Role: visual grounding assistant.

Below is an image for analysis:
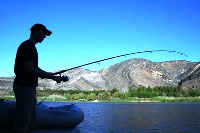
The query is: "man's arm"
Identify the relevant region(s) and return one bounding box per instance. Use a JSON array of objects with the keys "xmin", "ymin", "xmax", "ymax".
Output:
[{"xmin": 24, "ymin": 61, "xmax": 61, "ymax": 82}]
